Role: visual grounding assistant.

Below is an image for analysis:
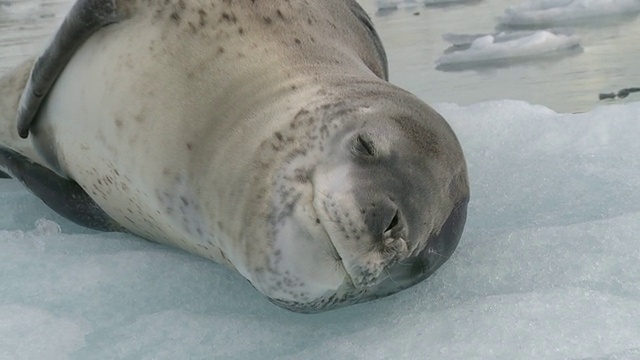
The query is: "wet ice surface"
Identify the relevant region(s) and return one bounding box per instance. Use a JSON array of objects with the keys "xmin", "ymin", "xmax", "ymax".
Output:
[
  {"xmin": 2, "ymin": 0, "xmax": 640, "ymax": 359},
  {"xmin": 3, "ymin": 102, "xmax": 640, "ymax": 359}
]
